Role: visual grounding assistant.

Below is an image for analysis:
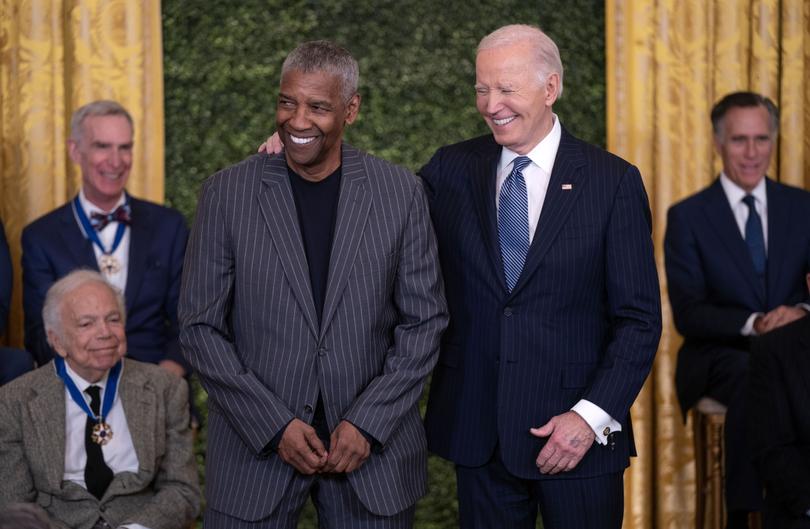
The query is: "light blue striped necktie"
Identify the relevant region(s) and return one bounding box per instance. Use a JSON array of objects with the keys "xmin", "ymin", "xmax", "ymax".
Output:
[{"xmin": 498, "ymin": 156, "xmax": 532, "ymax": 292}]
